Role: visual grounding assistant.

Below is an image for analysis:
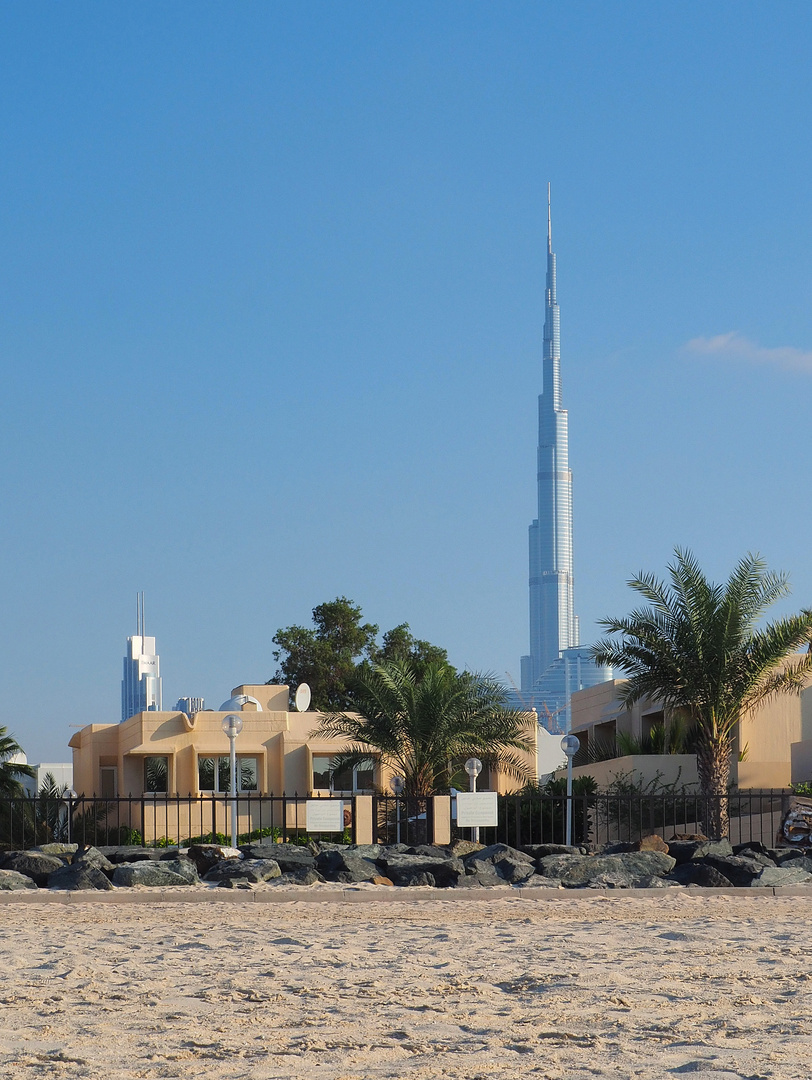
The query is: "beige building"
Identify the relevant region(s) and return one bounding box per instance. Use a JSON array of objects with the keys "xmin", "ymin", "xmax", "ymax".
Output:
[
  {"xmin": 562, "ymin": 662, "xmax": 812, "ymax": 790},
  {"xmin": 69, "ymin": 683, "xmax": 538, "ymax": 841}
]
